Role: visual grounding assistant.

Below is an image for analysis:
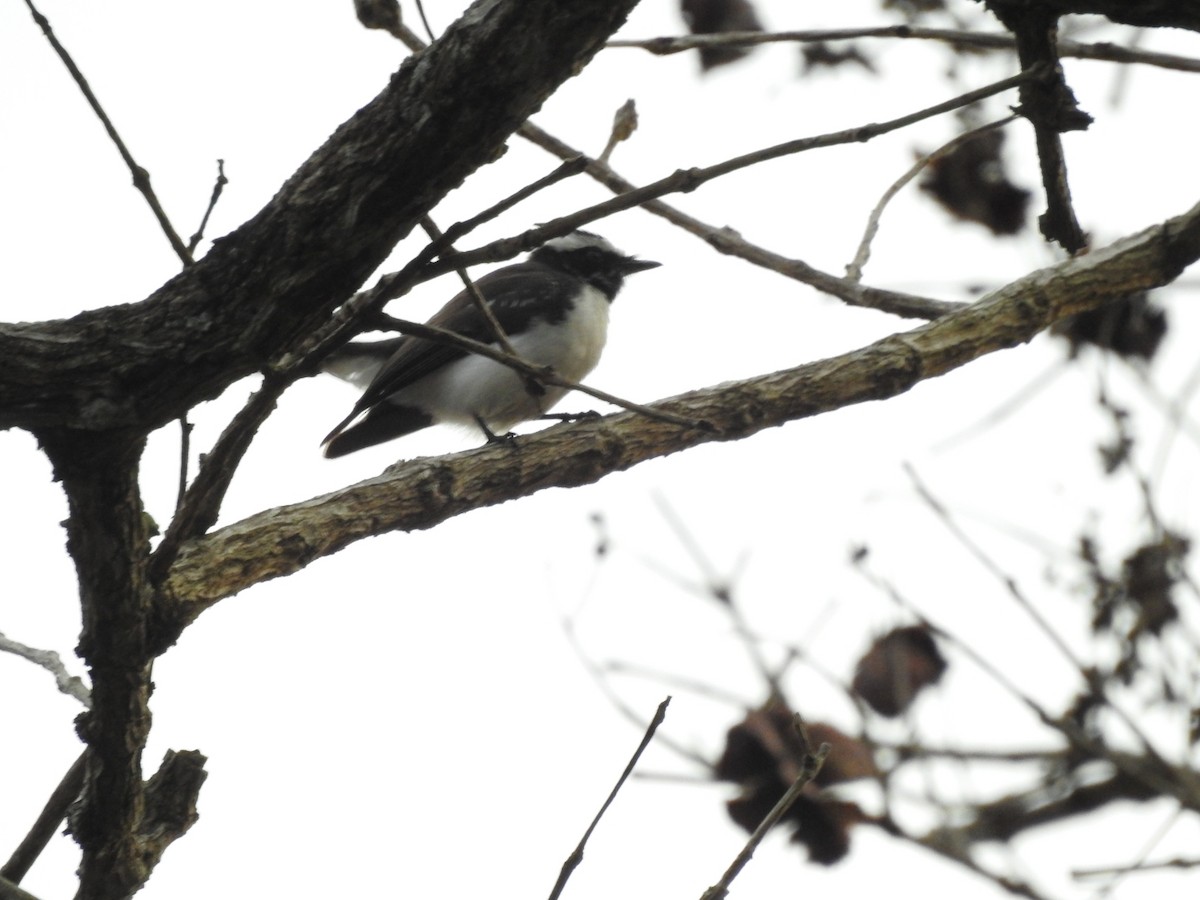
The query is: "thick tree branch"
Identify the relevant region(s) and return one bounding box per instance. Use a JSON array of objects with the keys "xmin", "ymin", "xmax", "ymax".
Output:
[
  {"xmin": 0, "ymin": 0, "xmax": 640, "ymax": 435},
  {"xmin": 38, "ymin": 431, "xmax": 154, "ymax": 900},
  {"xmin": 156, "ymin": 199, "xmax": 1200, "ymax": 630}
]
